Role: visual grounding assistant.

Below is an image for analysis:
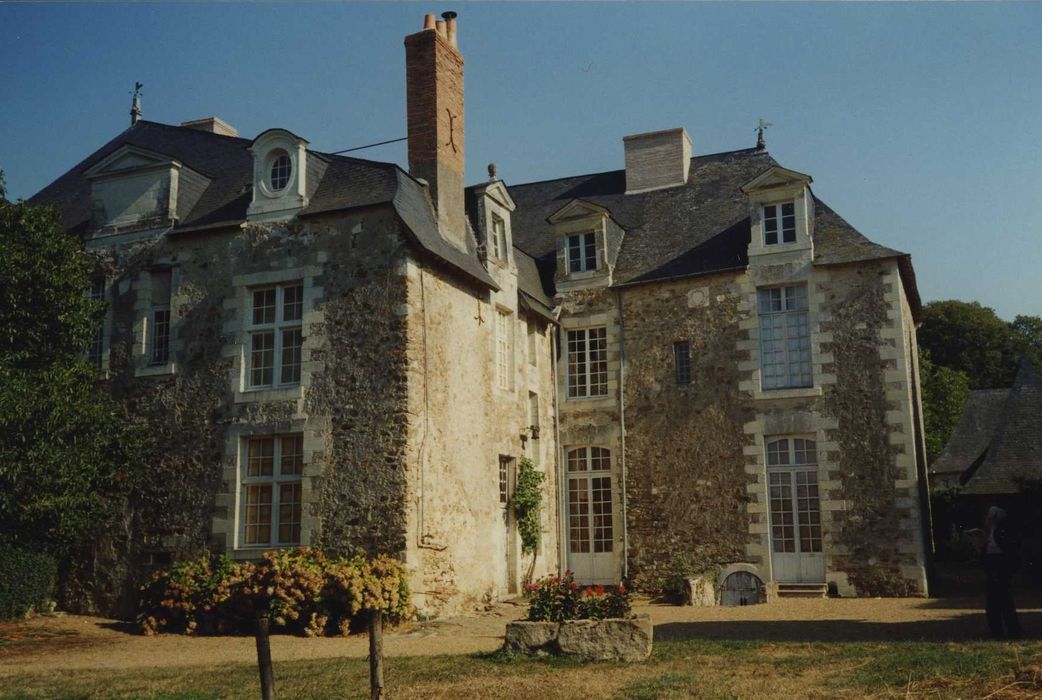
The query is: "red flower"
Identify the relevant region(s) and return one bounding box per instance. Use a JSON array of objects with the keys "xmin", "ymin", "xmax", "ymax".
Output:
[
  {"xmin": 618, "ymin": 583, "xmax": 627, "ymax": 594},
  {"xmin": 569, "ymin": 582, "xmax": 579, "ymax": 590},
  {"xmin": 594, "ymin": 585, "xmax": 605, "ymax": 596}
]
